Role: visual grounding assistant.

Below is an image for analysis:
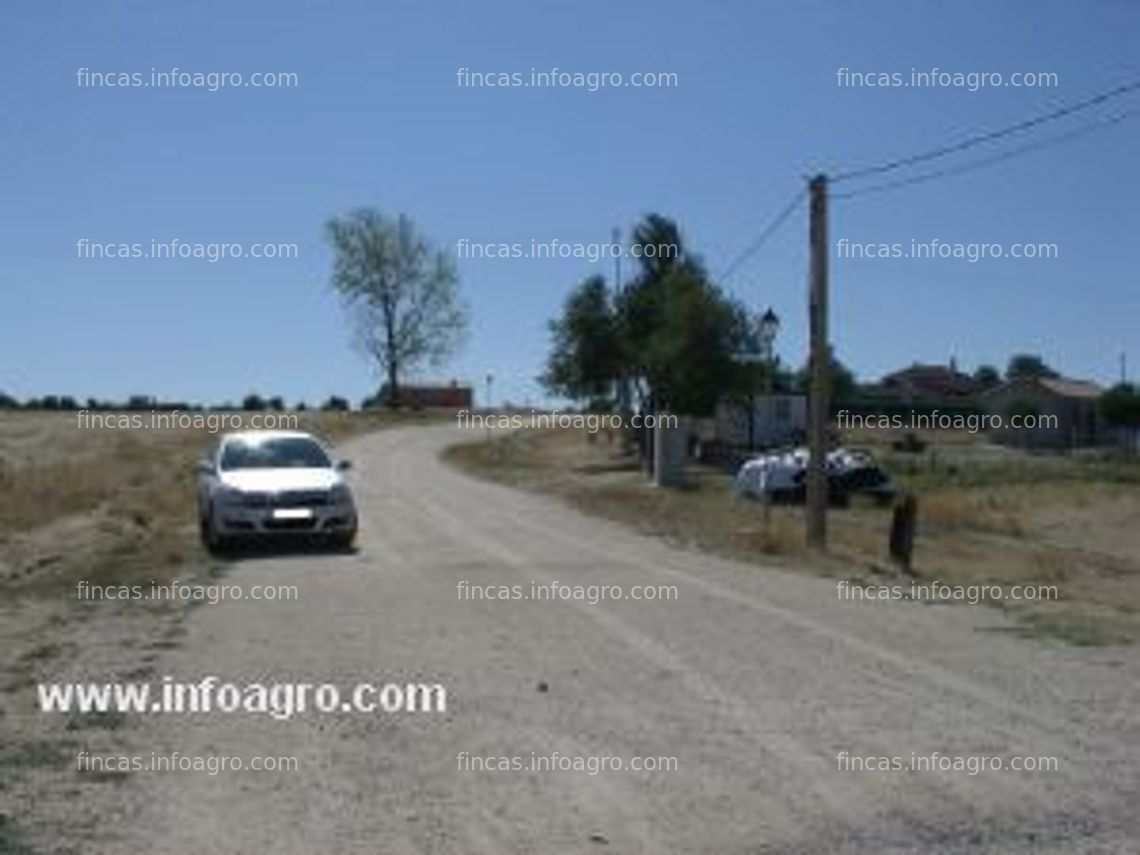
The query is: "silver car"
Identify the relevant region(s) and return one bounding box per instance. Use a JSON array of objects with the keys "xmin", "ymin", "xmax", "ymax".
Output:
[{"xmin": 196, "ymin": 430, "xmax": 357, "ymax": 552}]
